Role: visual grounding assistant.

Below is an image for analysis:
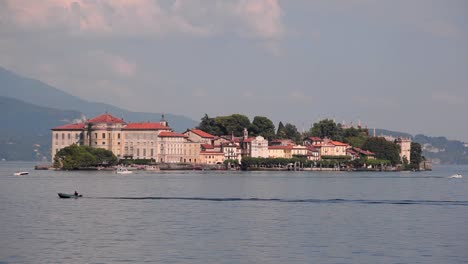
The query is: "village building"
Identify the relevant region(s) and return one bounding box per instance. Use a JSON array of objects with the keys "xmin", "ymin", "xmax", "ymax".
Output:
[
  {"xmin": 307, "ymin": 146, "xmax": 320, "ymax": 161},
  {"xmin": 241, "ymin": 136, "xmax": 269, "ymax": 158},
  {"xmin": 314, "ymin": 139, "xmax": 350, "ymax": 157},
  {"xmin": 268, "ymin": 145, "xmax": 293, "ymax": 159},
  {"xmin": 121, "ymin": 121, "xmax": 171, "ymax": 160},
  {"xmin": 347, "ymin": 147, "xmax": 376, "ymax": 160},
  {"xmin": 184, "ymin": 129, "xmax": 215, "ymax": 145},
  {"xmin": 157, "ymin": 131, "xmax": 188, "ymax": 163},
  {"xmin": 304, "ymin": 137, "xmax": 323, "ymax": 146},
  {"xmin": 291, "ymin": 145, "xmax": 308, "ymax": 157}
]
